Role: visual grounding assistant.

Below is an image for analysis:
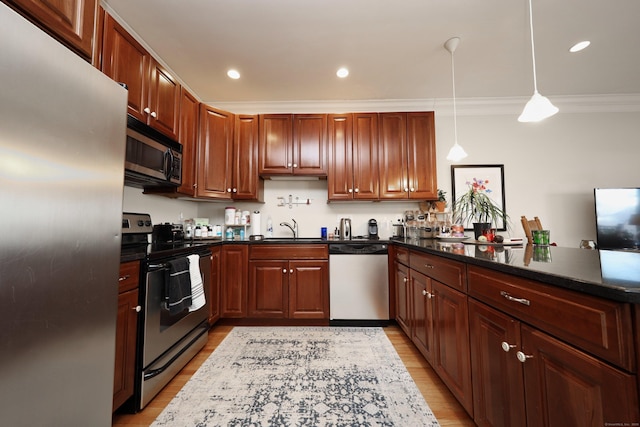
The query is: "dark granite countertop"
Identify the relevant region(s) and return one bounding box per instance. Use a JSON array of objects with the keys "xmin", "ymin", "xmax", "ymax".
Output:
[{"xmin": 391, "ymin": 237, "xmax": 640, "ymax": 304}]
